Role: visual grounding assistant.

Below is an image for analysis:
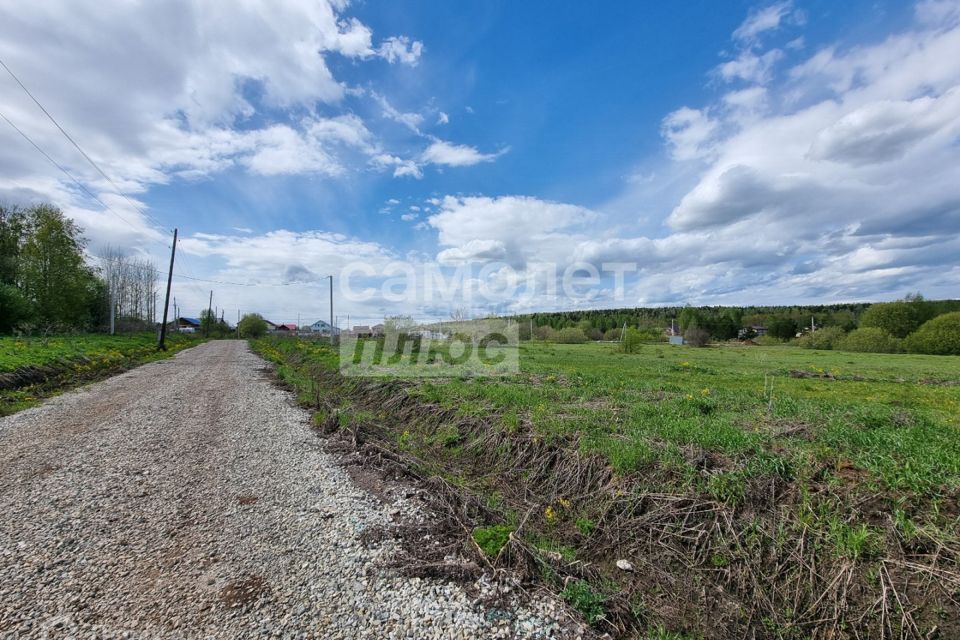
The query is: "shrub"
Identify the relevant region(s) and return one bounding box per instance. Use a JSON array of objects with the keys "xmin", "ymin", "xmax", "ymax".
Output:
[
  {"xmin": 554, "ymin": 327, "xmax": 588, "ymax": 344},
  {"xmin": 838, "ymin": 327, "xmax": 902, "ymax": 353},
  {"xmin": 860, "ymin": 298, "xmax": 933, "ymax": 338},
  {"xmin": 238, "ymin": 313, "xmax": 269, "ymax": 338},
  {"xmin": 684, "ymin": 327, "xmax": 710, "ymax": 347},
  {"xmin": 0, "ymin": 283, "xmax": 33, "ymax": 333},
  {"xmin": 795, "ymin": 326, "xmax": 846, "ymax": 350},
  {"xmin": 621, "ymin": 327, "xmax": 643, "ymax": 353},
  {"xmin": 905, "ymin": 312, "xmax": 960, "ymax": 355},
  {"xmin": 472, "ymin": 524, "xmax": 514, "ymax": 558},
  {"xmin": 603, "ymin": 327, "xmax": 621, "ymax": 341}
]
